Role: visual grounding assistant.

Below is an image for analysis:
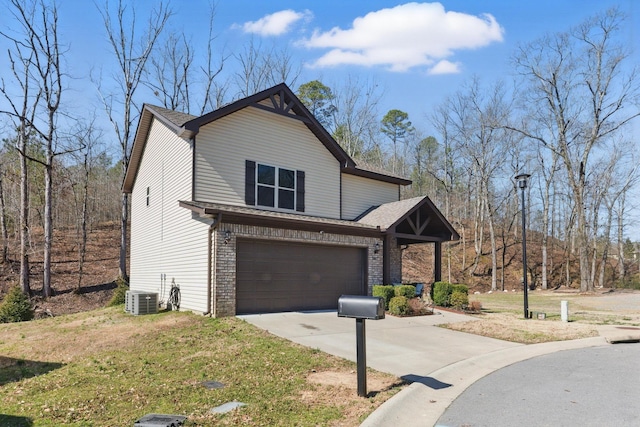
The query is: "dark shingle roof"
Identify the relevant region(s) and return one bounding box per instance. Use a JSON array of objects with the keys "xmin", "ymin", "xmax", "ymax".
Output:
[
  {"xmin": 146, "ymin": 104, "xmax": 196, "ymax": 128},
  {"xmin": 357, "ymin": 196, "xmax": 424, "ymax": 230}
]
